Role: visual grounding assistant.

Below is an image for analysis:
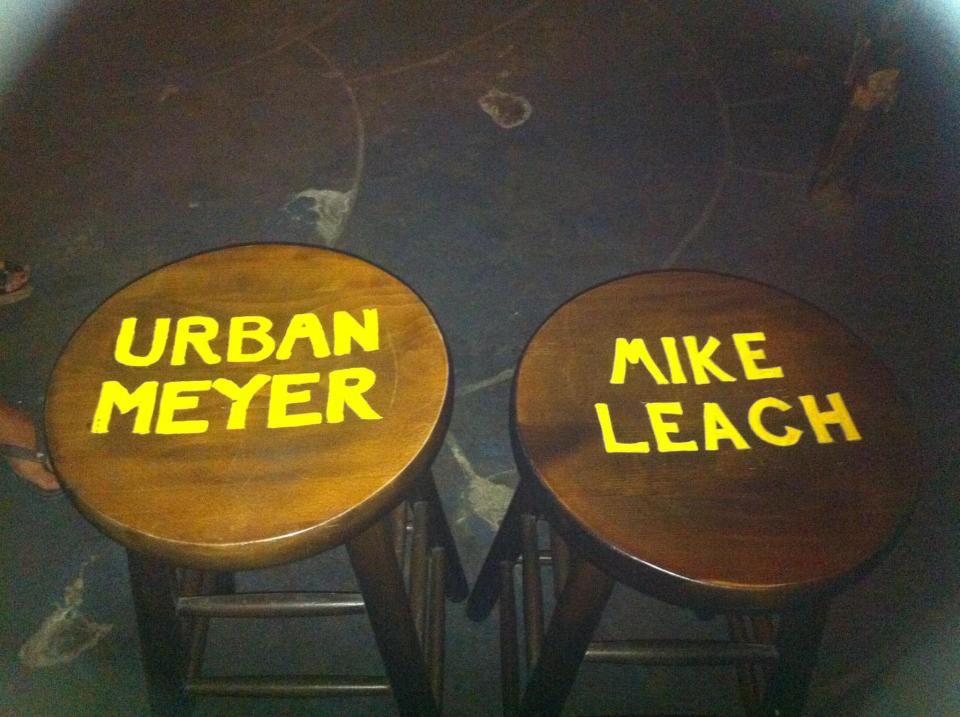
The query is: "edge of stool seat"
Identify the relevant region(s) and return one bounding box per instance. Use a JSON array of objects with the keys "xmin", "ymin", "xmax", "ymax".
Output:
[
  {"xmin": 502, "ymin": 269, "xmax": 924, "ymax": 613},
  {"xmin": 43, "ymin": 242, "xmax": 462, "ymax": 571},
  {"xmin": 67, "ymin": 402, "xmax": 451, "ymax": 571},
  {"xmin": 514, "ymin": 449, "xmax": 918, "ymax": 613}
]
